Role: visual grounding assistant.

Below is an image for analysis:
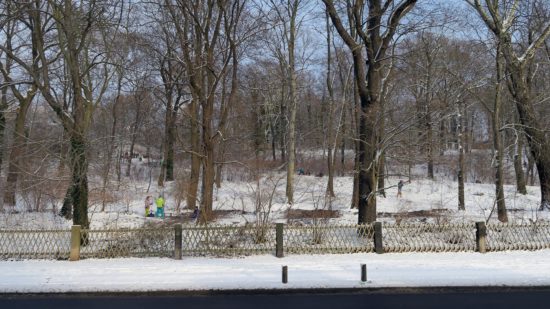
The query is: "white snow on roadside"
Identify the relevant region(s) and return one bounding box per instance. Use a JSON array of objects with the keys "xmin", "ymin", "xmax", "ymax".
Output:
[{"xmin": 1, "ymin": 250, "xmax": 550, "ymax": 293}]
